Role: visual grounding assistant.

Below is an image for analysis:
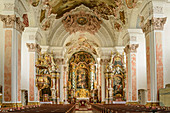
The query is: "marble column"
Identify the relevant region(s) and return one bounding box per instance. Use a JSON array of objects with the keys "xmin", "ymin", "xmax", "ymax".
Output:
[
  {"xmin": 124, "ymin": 44, "xmax": 139, "ymax": 104},
  {"xmin": 141, "ymin": 17, "xmax": 166, "ymax": 106},
  {"xmin": 51, "ymin": 72, "xmax": 57, "ymax": 104},
  {"xmin": 0, "ymin": 15, "xmax": 24, "ymax": 108},
  {"xmin": 26, "ymin": 43, "xmax": 41, "ymax": 106}
]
